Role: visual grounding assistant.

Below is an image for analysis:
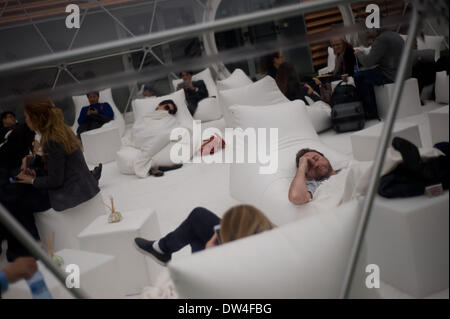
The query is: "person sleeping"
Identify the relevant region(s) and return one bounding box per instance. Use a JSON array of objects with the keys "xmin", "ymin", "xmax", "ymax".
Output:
[{"xmin": 126, "ymin": 100, "xmax": 183, "ymax": 178}]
